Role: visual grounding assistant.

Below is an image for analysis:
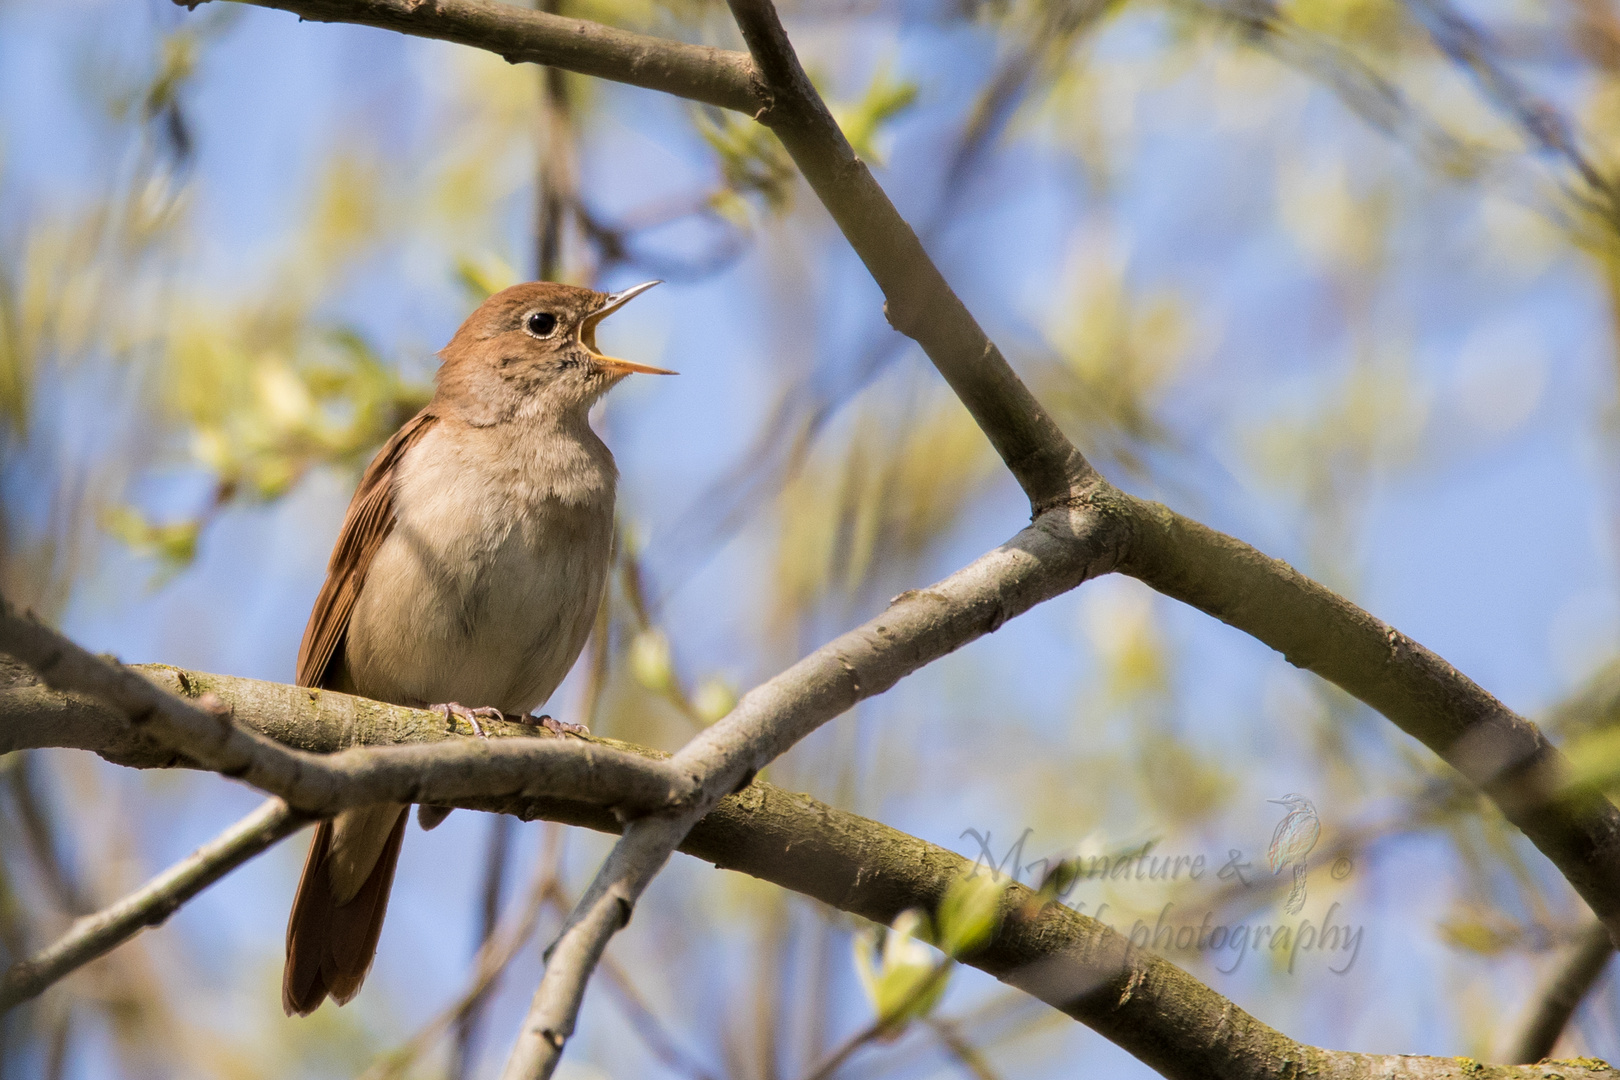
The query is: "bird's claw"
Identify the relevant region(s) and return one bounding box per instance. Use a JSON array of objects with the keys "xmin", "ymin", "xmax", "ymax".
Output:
[
  {"xmin": 528, "ymin": 713, "xmax": 589, "ymax": 737},
  {"xmin": 433, "ymin": 702, "xmax": 505, "ymax": 739}
]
